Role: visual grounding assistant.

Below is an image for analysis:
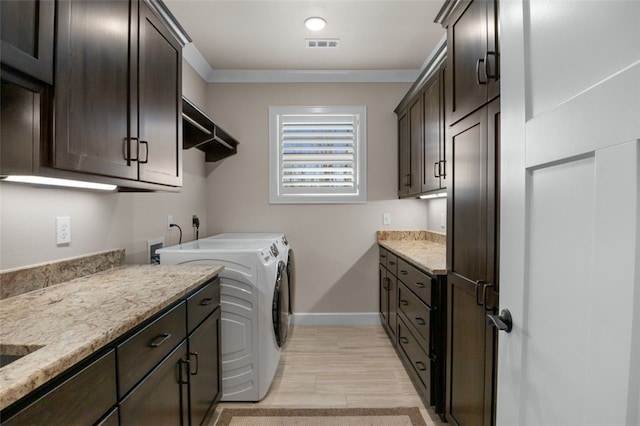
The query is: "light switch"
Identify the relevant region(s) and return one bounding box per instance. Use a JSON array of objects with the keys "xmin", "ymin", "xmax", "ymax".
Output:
[
  {"xmin": 383, "ymin": 213, "xmax": 391, "ymax": 225},
  {"xmin": 56, "ymin": 216, "xmax": 71, "ymax": 245}
]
